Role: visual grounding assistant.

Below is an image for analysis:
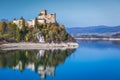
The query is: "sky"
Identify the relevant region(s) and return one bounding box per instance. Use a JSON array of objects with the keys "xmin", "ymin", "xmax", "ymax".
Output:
[{"xmin": 0, "ymin": 0, "xmax": 120, "ymax": 27}]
